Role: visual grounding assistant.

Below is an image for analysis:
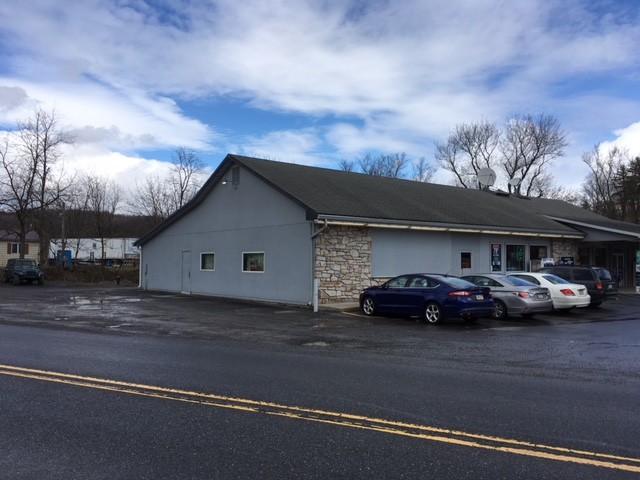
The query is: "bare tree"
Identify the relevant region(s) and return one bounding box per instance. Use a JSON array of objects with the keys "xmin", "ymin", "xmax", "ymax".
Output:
[
  {"xmin": 169, "ymin": 147, "xmax": 205, "ymax": 211},
  {"xmin": 131, "ymin": 147, "xmax": 204, "ymax": 222},
  {"xmin": 131, "ymin": 175, "xmax": 175, "ymax": 222},
  {"xmin": 339, "ymin": 159, "xmax": 356, "ymax": 172},
  {"xmin": 613, "ymin": 156, "xmax": 640, "ymax": 223},
  {"xmin": 501, "ymin": 114, "xmax": 568, "ymax": 196},
  {"xmin": 360, "ymin": 153, "xmax": 408, "ymax": 177},
  {"xmin": 435, "ymin": 115, "xmax": 567, "ymax": 195},
  {"xmin": 434, "ymin": 120, "xmax": 501, "ymax": 188},
  {"xmin": 411, "ymin": 157, "xmax": 437, "ymax": 183},
  {"xmin": 339, "ymin": 153, "xmax": 410, "ymax": 178},
  {"xmin": 580, "ymin": 144, "xmax": 628, "ymax": 218},
  {"xmin": 83, "ymin": 174, "xmax": 121, "ymax": 262},
  {"xmin": 0, "ymin": 134, "xmax": 35, "ymax": 258},
  {"xmin": 0, "ymin": 108, "xmax": 73, "ymax": 263}
]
